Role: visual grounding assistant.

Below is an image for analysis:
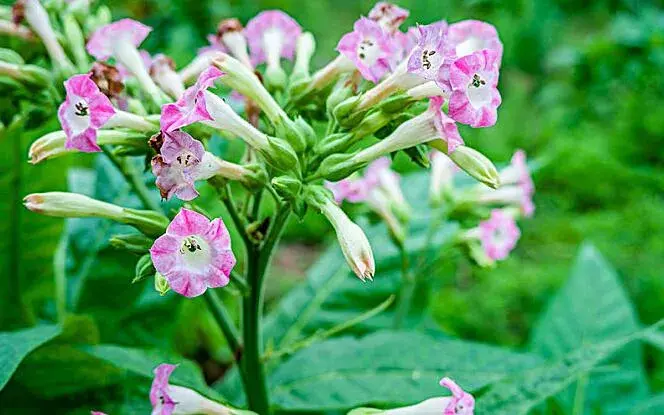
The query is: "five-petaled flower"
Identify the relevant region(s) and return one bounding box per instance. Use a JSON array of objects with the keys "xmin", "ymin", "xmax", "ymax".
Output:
[
  {"xmin": 244, "ymin": 10, "xmax": 302, "ymax": 66},
  {"xmin": 150, "ymin": 208, "xmax": 236, "ymax": 297},
  {"xmin": 407, "ymin": 22, "xmax": 449, "ymax": 83},
  {"xmin": 448, "ymin": 49, "xmax": 502, "ymax": 128},
  {"xmin": 479, "ymin": 209, "xmax": 521, "ymax": 261},
  {"xmin": 446, "ymin": 19, "xmax": 503, "ymax": 64},
  {"xmin": 57, "ymin": 74, "xmax": 116, "ymax": 152},
  {"xmin": 337, "ymin": 17, "xmax": 396, "ymax": 83},
  {"xmin": 151, "ymin": 131, "xmax": 205, "ymax": 201}
]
